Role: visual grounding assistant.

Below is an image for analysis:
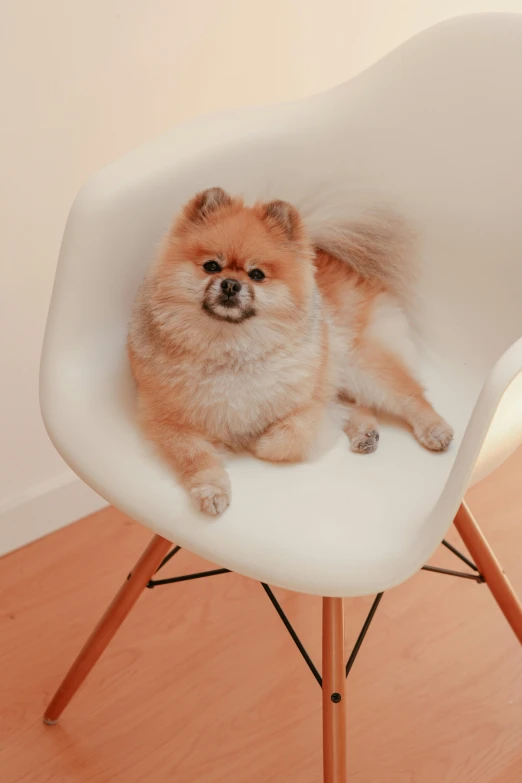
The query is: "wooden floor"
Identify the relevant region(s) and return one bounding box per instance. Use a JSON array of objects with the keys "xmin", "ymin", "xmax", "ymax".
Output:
[{"xmin": 1, "ymin": 456, "xmax": 522, "ymax": 783}]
